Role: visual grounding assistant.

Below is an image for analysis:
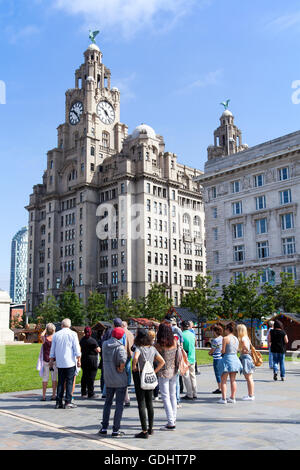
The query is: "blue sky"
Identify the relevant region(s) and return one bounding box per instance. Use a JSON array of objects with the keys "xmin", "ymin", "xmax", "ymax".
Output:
[{"xmin": 1, "ymin": 0, "xmax": 300, "ymax": 291}]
